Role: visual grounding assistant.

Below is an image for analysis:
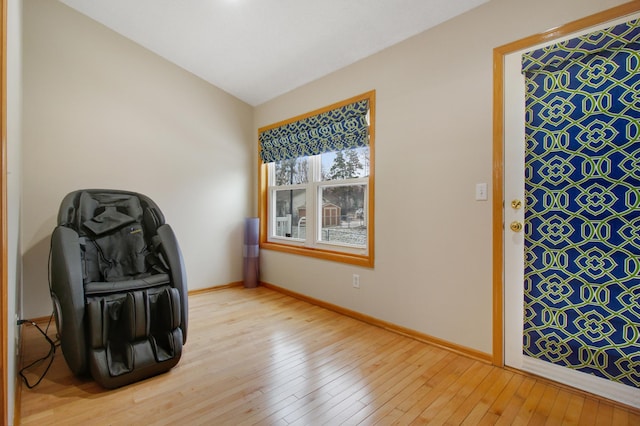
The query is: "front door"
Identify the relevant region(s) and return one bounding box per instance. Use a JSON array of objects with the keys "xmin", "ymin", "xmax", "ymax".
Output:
[{"xmin": 503, "ymin": 15, "xmax": 640, "ymax": 408}]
